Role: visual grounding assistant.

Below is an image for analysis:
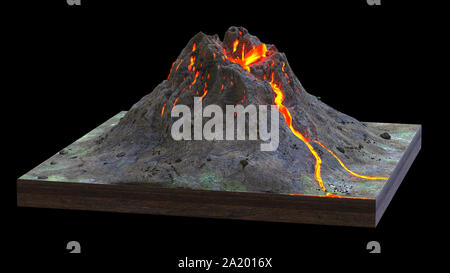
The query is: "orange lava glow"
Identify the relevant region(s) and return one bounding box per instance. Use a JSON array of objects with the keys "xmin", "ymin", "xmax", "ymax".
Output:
[
  {"xmin": 200, "ymin": 89, "xmax": 208, "ymax": 99},
  {"xmin": 191, "ymin": 70, "xmax": 199, "ymax": 86},
  {"xmin": 221, "ymin": 40, "xmax": 388, "ymax": 196},
  {"xmin": 188, "ymin": 56, "xmax": 195, "ymax": 71},
  {"xmin": 167, "ymin": 61, "xmax": 176, "ymax": 80},
  {"xmin": 290, "ymin": 193, "xmax": 374, "ymax": 200},
  {"xmin": 282, "ymin": 62, "xmax": 290, "ymax": 80},
  {"xmin": 161, "ymin": 38, "xmax": 388, "ymax": 198},
  {"xmin": 175, "ymin": 58, "xmax": 183, "ymax": 72},
  {"xmin": 172, "ymin": 97, "xmax": 179, "ymax": 109},
  {"xmin": 268, "ymin": 72, "xmax": 326, "ymax": 192},
  {"xmin": 268, "ymin": 71, "xmax": 388, "ymax": 195},
  {"xmin": 161, "ymin": 104, "xmax": 166, "ymax": 117},
  {"xmin": 225, "ymin": 43, "xmax": 268, "ymax": 72},
  {"xmin": 232, "ymin": 39, "xmax": 239, "ymax": 53},
  {"xmin": 314, "ymin": 140, "xmax": 388, "ymax": 180},
  {"xmin": 200, "ymin": 81, "xmax": 208, "ymax": 99}
]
